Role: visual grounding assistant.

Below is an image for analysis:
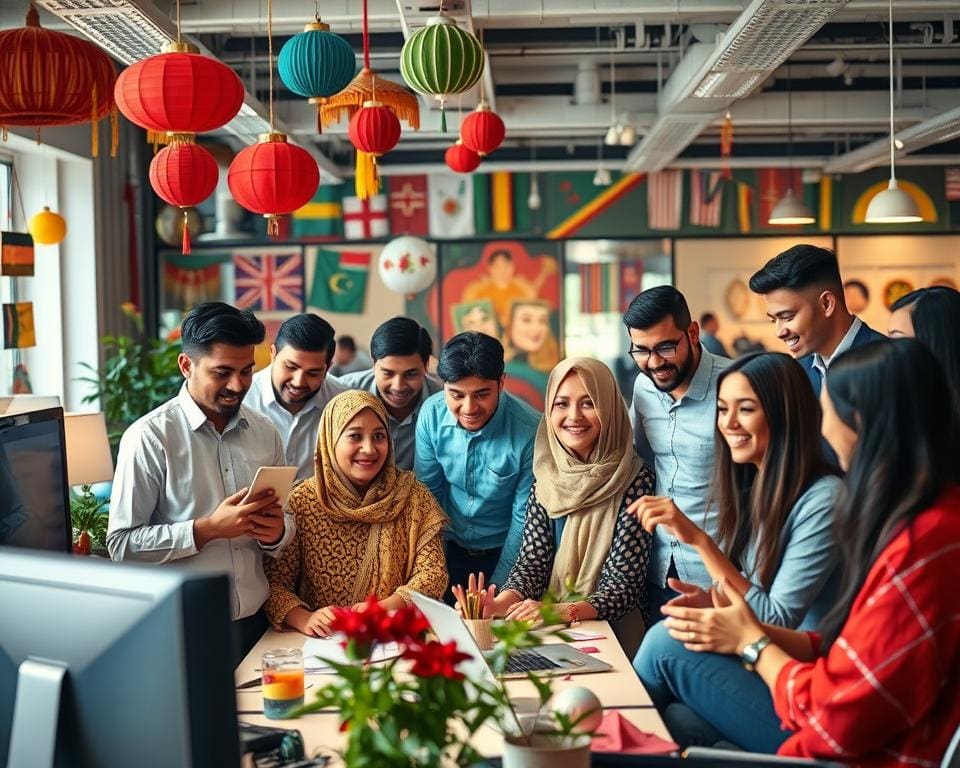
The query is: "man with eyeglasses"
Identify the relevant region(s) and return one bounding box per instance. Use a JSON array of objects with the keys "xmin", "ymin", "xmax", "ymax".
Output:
[{"xmin": 622, "ymin": 285, "xmax": 731, "ymax": 616}]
